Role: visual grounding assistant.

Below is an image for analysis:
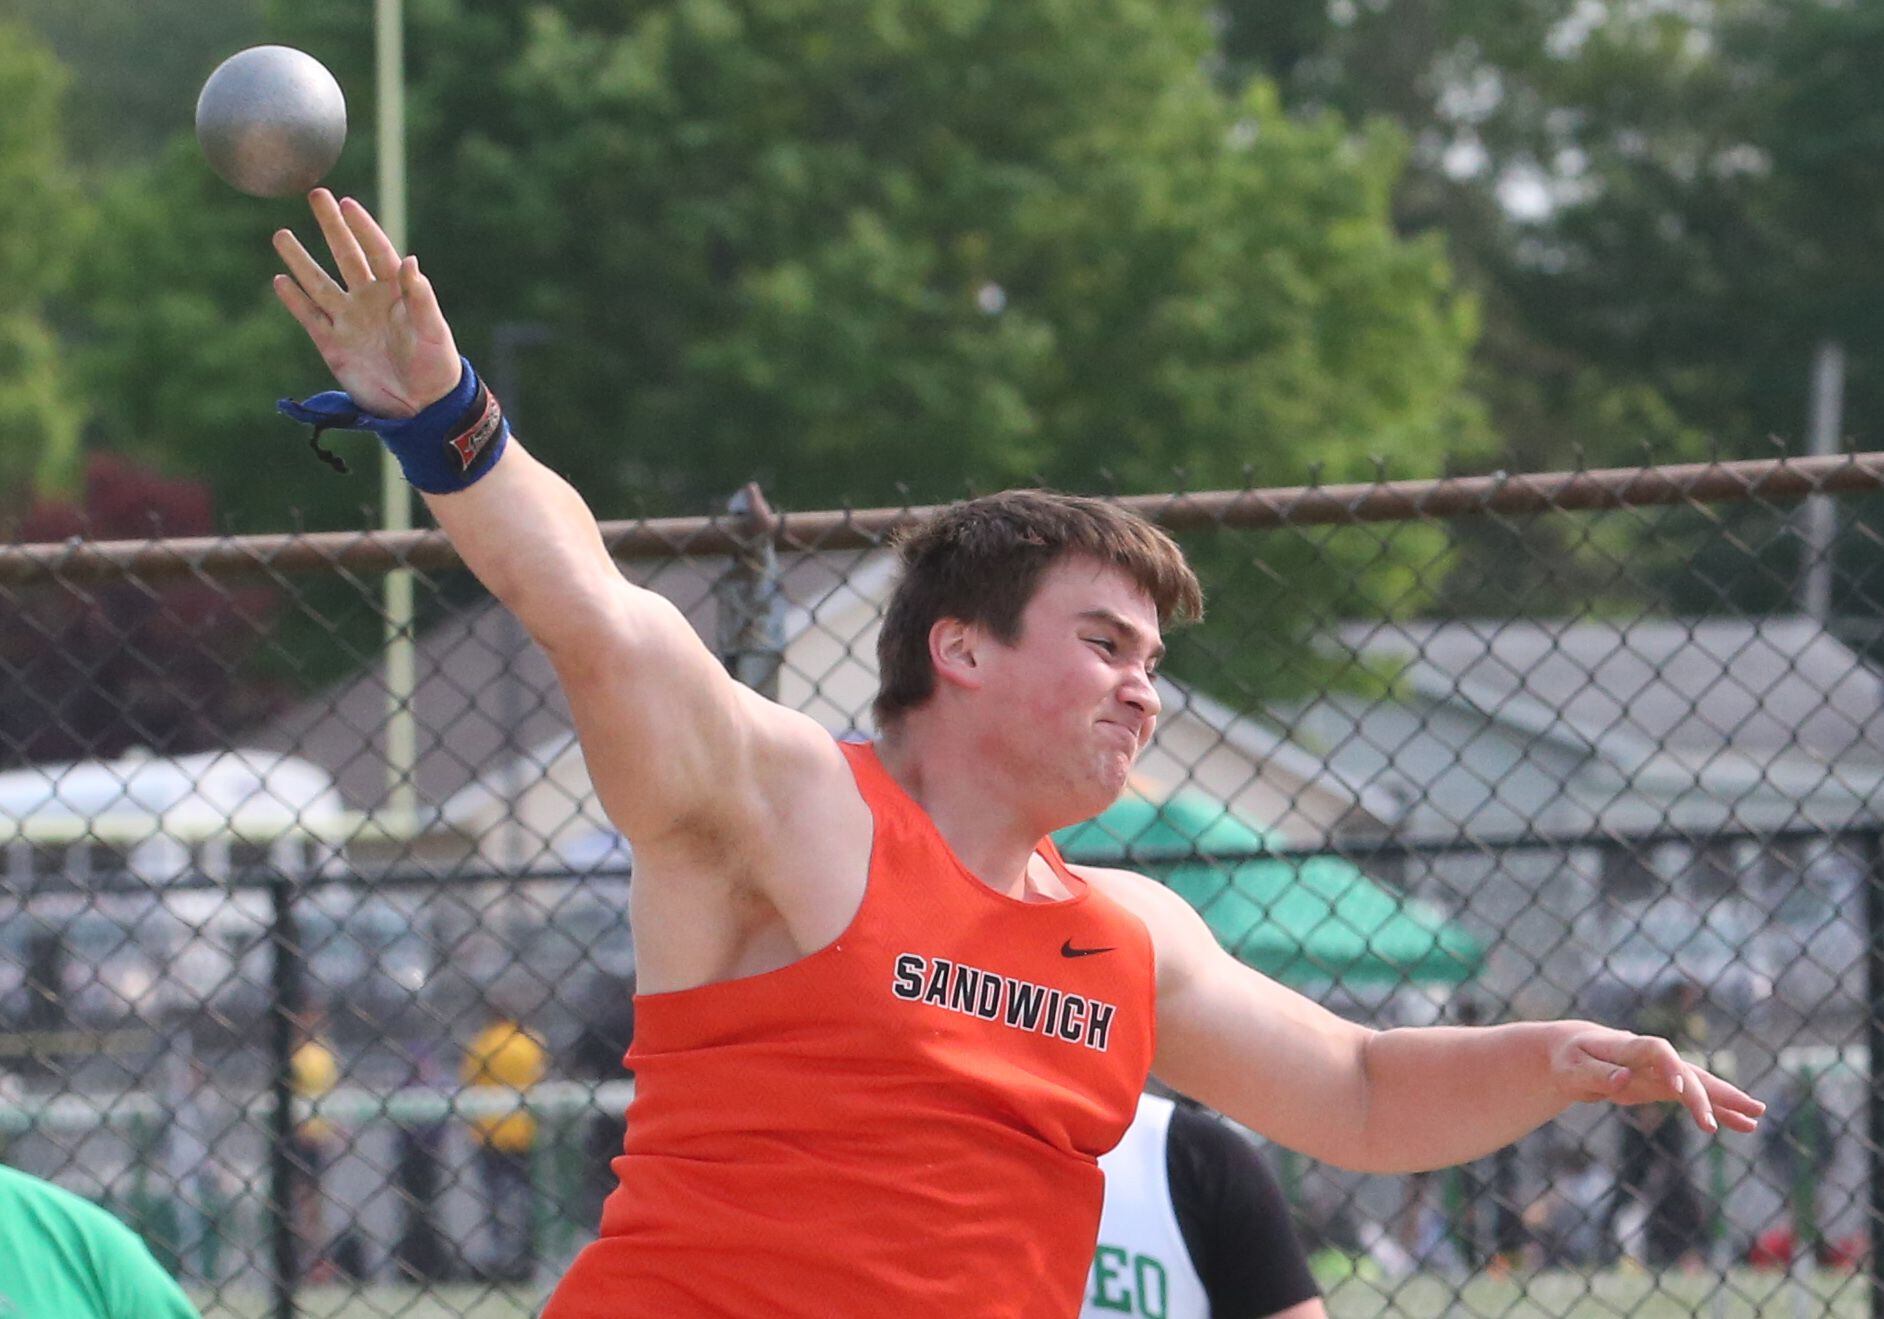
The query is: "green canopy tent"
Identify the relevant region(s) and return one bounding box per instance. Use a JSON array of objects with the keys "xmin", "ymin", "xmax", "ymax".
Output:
[{"xmin": 1054, "ymin": 792, "xmax": 1482, "ymax": 988}]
